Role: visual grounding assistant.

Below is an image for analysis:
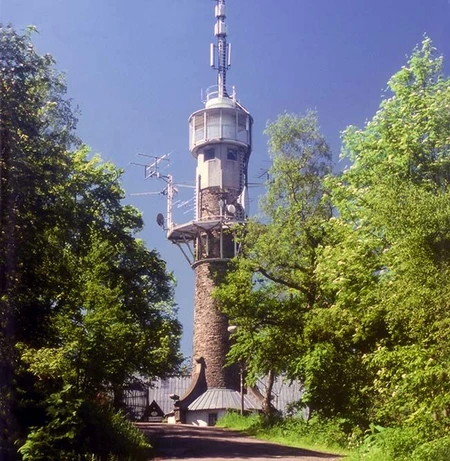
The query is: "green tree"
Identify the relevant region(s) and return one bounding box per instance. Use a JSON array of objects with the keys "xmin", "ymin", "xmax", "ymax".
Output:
[
  {"xmin": 1, "ymin": 24, "xmax": 79, "ymax": 458},
  {"xmin": 322, "ymin": 37, "xmax": 450, "ymax": 441},
  {"xmin": 215, "ymin": 111, "xmax": 332, "ymax": 413},
  {"xmin": 1, "ymin": 26, "xmax": 181, "ymax": 460}
]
